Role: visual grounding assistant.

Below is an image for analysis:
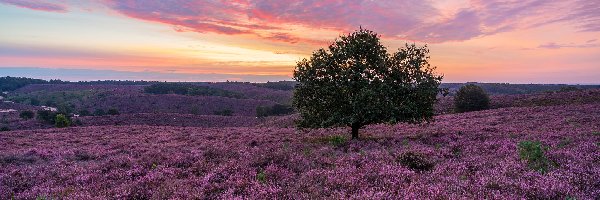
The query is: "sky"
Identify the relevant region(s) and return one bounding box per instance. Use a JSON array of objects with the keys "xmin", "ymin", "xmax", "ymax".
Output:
[{"xmin": 0, "ymin": 0, "xmax": 599, "ymax": 83}]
